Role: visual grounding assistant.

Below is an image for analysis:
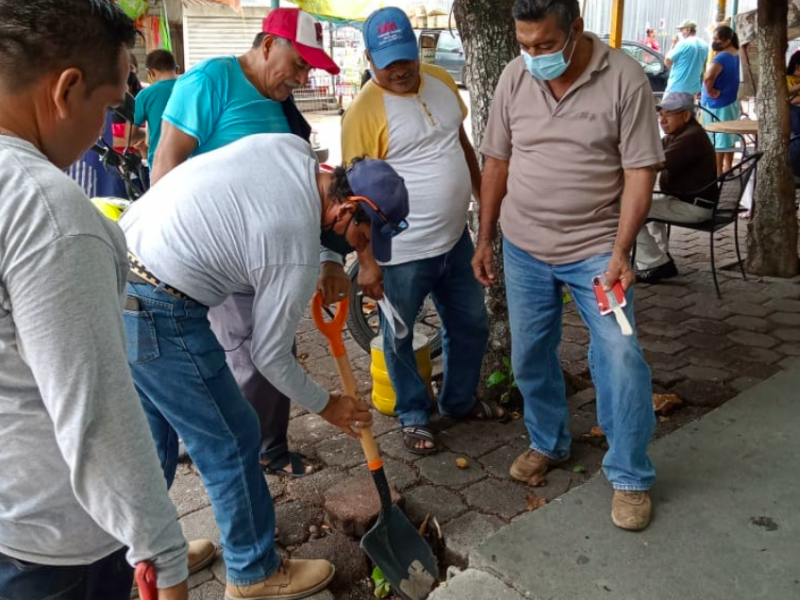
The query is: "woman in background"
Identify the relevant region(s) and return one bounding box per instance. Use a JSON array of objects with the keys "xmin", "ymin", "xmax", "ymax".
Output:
[{"xmin": 702, "ymin": 25, "xmax": 741, "ymax": 174}]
